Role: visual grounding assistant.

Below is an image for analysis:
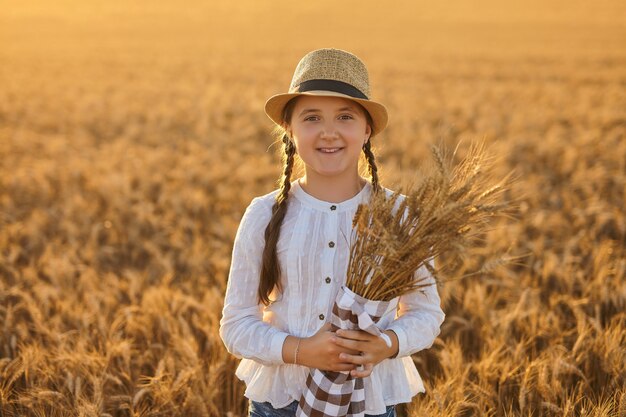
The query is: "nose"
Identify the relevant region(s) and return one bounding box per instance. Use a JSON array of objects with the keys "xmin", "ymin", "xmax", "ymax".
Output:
[{"xmin": 320, "ymin": 120, "xmax": 339, "ymax": 139}]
